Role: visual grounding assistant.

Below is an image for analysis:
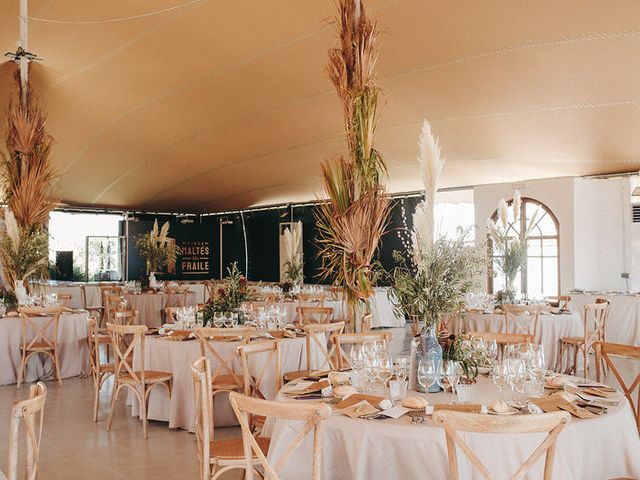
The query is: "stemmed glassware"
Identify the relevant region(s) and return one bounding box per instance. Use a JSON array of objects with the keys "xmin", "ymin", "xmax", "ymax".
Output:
[
  {"xmin": 393, "ymin": 355, "xmax": 410, "ymax": 382},
  {"xmin": 492, "ymin": 361, "xmax": 510, "ymax": 400},
  {"xmin": 445, "ymin": 361, "xmax": 461, "ymax": 397},
  {"xmin": 213, "ymin": 312, "xmax": 224, "ymax": 328},
  {"xmin": 417, "ymin": 357, "xmax": 438, "ymax": 393}
]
